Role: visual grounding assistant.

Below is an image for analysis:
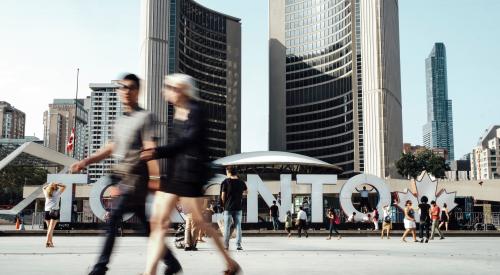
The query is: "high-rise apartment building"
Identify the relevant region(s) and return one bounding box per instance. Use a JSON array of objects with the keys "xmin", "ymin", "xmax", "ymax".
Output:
[
  {"xmin": 269, "ymin": 0, "xmax": 403, "ymax": 178},
  {"xmin": 87, "ymin": 82, "xmax": 123, "ymax": 183},
  {"xmin": 423, "ymin": 42, "xmax": 454, "ymax": 161},
  {"xmin": 43, "ymin": 99, "xmax": 88, "ymax": 160},
  {"xmin": 0, "ymin": 101, "xmax": 25, "ymax": 139},
  {"xmin": 470, "ymin": 126, "xmax": 500, "ymax": 180},
  {"xmin": 140, "ymin": 0, "xmax": 241, "ymax": 162}
]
